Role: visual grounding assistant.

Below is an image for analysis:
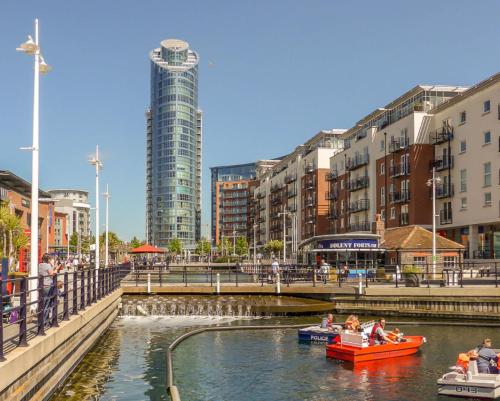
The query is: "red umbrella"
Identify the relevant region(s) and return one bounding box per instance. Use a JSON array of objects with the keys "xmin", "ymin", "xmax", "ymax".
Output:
[{"xmin": 130, "ymin": 244, "xmax": 166, "ymax": 254}]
